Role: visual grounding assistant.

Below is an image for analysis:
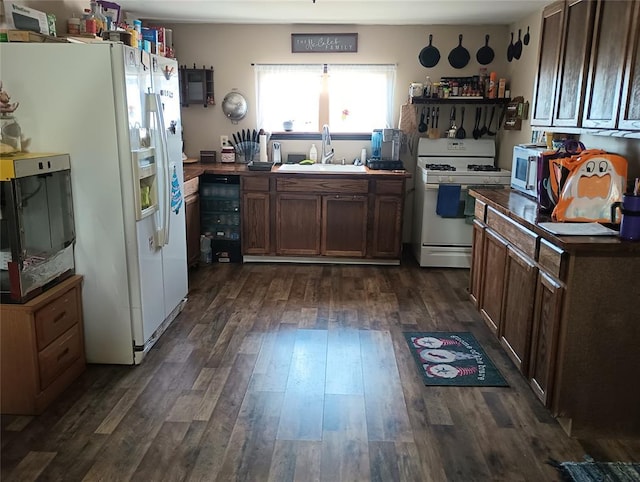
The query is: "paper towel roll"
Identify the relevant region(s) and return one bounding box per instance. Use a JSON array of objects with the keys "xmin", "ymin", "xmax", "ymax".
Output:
[{"xmin": 259, "ymin": 135, "xmax": 268, "ymax": 162}]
